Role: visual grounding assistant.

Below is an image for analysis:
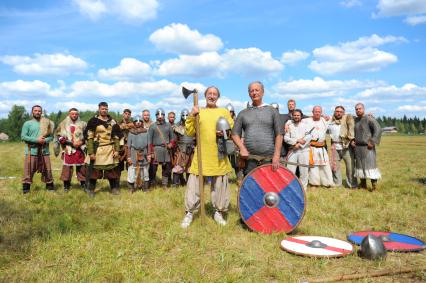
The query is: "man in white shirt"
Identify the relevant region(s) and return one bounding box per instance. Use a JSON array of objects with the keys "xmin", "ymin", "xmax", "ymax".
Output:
[
  {"xmin": 284, "ymin": 109, "xmax": 312, "ymax": 190},
  {"xmin": 305, "ymin": 106, "xmax": 334, "ymax": 187}
]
